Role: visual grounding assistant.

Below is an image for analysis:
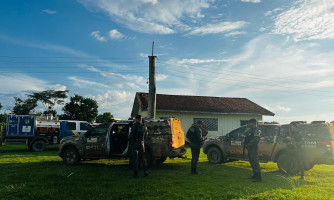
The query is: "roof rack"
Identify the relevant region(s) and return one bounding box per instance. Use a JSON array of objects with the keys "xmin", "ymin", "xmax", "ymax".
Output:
[
  {"xmin": 310, "ymin": 121, "xmax": 326, "ymax": 124},
  {"xmin": 290, "ymin": 121, "xmax": 307, "ymax": 124}
]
